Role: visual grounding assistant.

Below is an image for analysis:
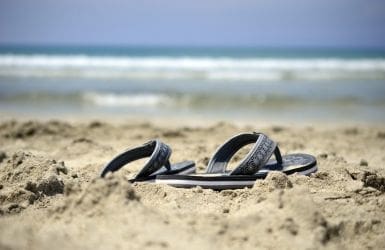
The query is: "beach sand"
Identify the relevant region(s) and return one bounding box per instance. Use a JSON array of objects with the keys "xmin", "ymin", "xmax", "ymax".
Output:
[{"xmin": 0, "ymin": 119, "xmax": 384, "ymax": 249}]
